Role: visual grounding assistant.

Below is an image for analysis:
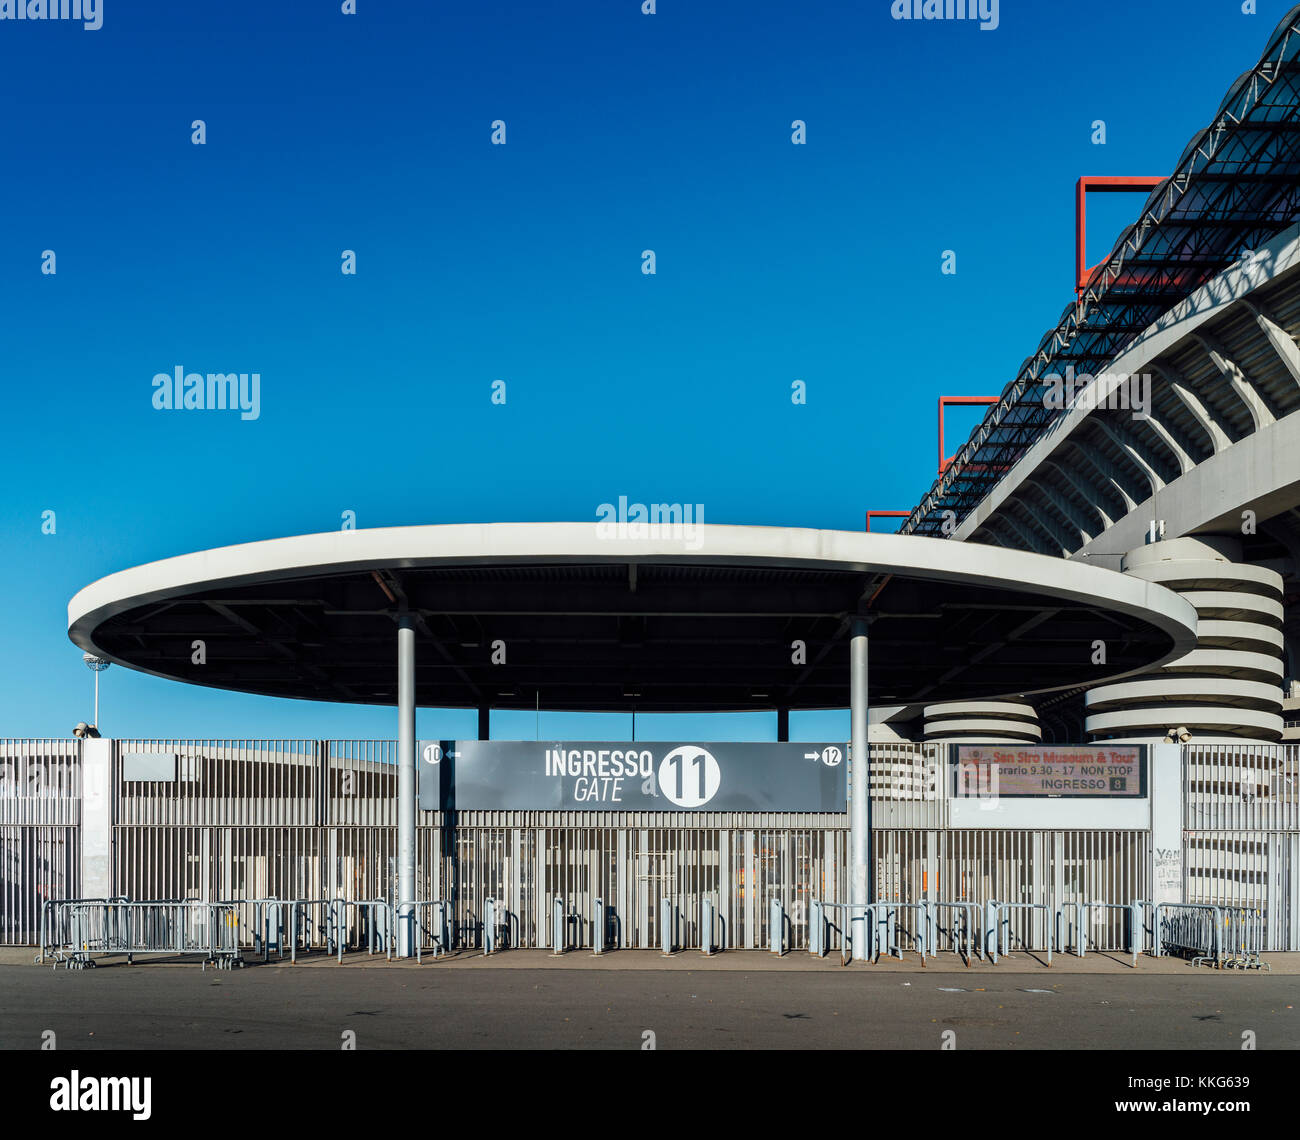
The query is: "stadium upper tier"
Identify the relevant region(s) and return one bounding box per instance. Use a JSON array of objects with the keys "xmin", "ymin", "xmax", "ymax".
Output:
[{"xmin": 903, "ymin": 6, "xmax": 1300, "ymax": 540}]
